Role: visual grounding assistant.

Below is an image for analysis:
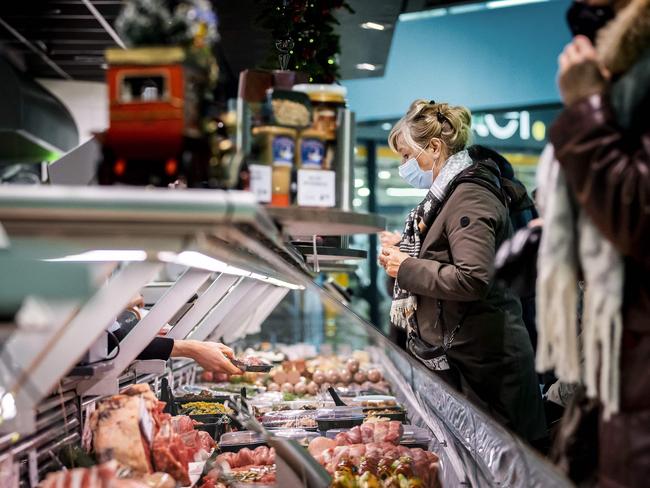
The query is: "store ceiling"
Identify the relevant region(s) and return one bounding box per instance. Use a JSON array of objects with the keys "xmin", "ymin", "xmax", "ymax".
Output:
[{"xmin": 0, "ymin": 0, "xmax": 475, "ymax": 90}]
